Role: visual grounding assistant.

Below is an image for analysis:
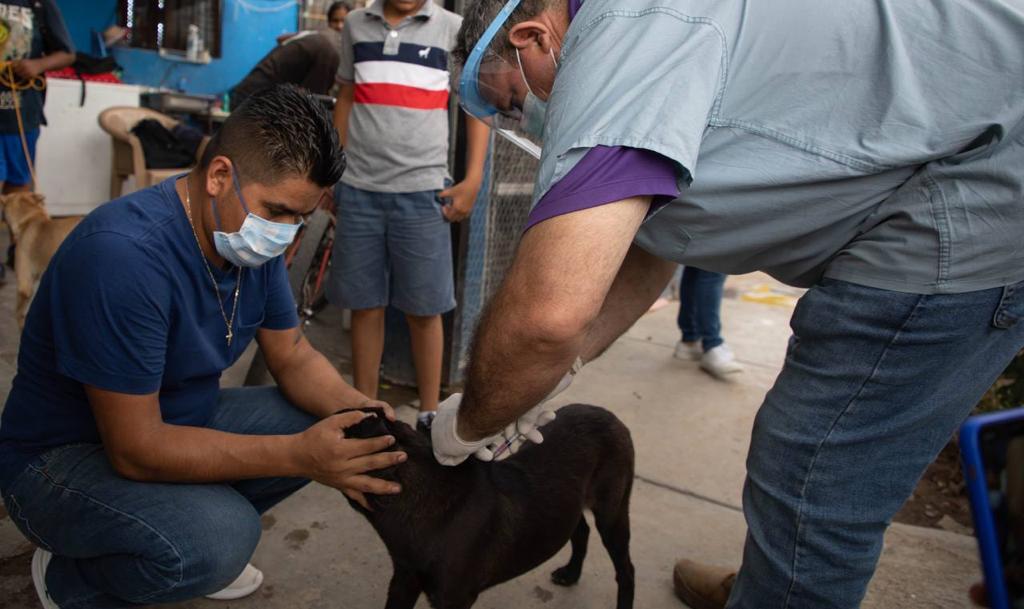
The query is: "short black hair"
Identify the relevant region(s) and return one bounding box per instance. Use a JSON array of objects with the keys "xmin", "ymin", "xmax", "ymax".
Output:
[
  {"xmin": 453, "ymin": 0, "xmax": 552, "ymax": 67},
  {"xmin": 201, "ymin": 84, "xmax": 344, "ymax": 188},
  {"xmin": 328, "ymin": 1, "xmax": 352, "ymax": 19}
]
